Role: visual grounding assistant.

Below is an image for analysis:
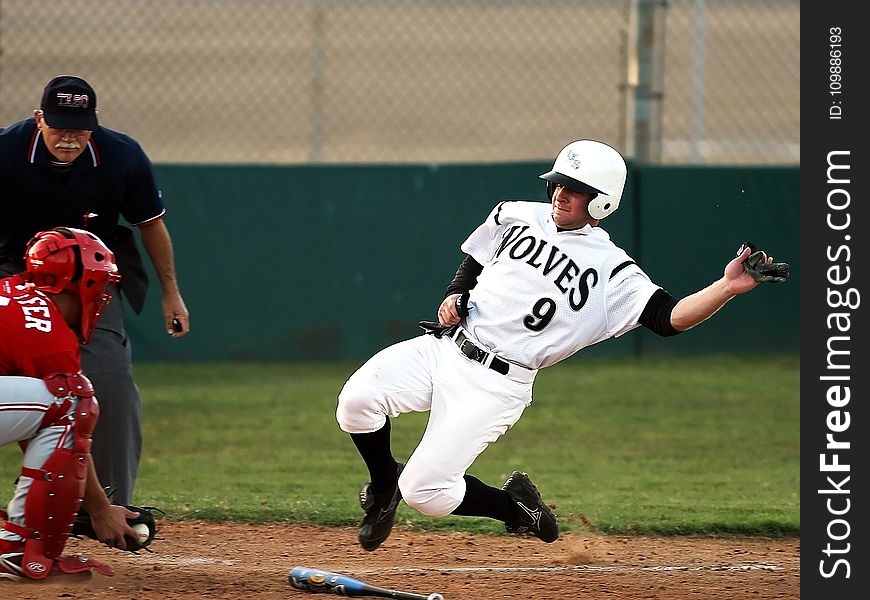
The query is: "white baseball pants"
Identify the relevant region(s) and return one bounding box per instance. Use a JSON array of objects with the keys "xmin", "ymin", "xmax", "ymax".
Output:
[
  {"xmin": 0, "ymin": 376, "xmax": 77, "ymax": 543},
  {"xmin": 337, "ymin": 332, "xmax": 536, "ymax": 516}
]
